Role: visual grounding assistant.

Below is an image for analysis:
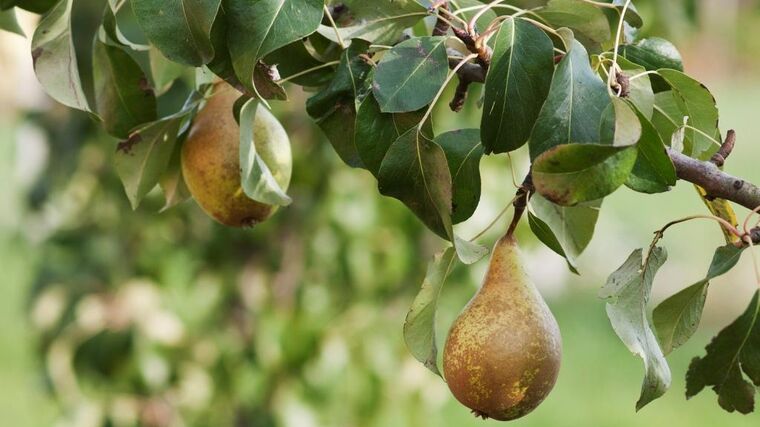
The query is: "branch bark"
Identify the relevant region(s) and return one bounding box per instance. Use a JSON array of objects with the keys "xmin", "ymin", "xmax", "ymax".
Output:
[{"xmin": 448, "ymin": 56, "xmax": 760, "ymax": 212}]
